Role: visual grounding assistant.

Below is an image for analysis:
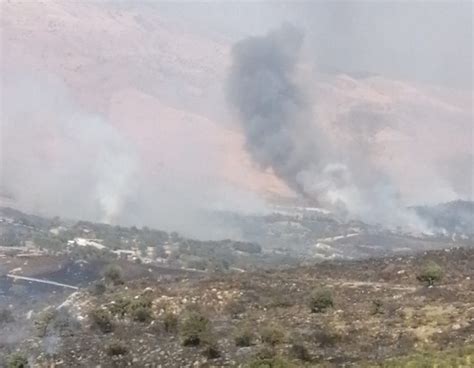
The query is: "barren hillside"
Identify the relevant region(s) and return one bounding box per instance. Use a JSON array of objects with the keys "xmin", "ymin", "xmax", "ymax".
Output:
[{"xmin": 2, "ymin": 0, "xmax": 472, "ymax": 215}]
